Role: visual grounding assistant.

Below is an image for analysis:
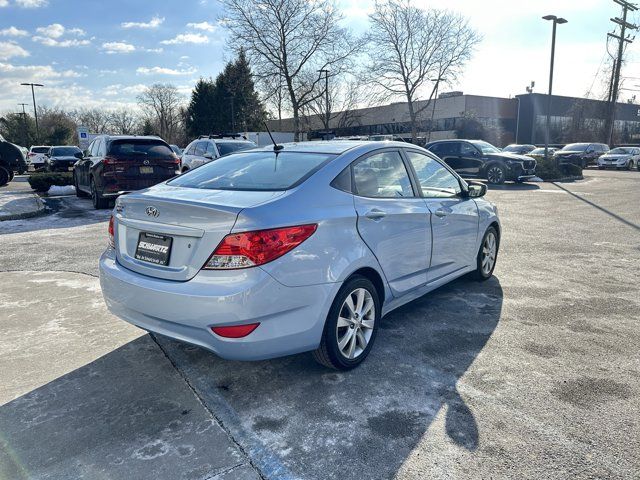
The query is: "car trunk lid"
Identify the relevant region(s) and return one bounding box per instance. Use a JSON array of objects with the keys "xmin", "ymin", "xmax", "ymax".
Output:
[{"xmin": 114, "ymin": 185, "xmax": 285, "ymax": 281}]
